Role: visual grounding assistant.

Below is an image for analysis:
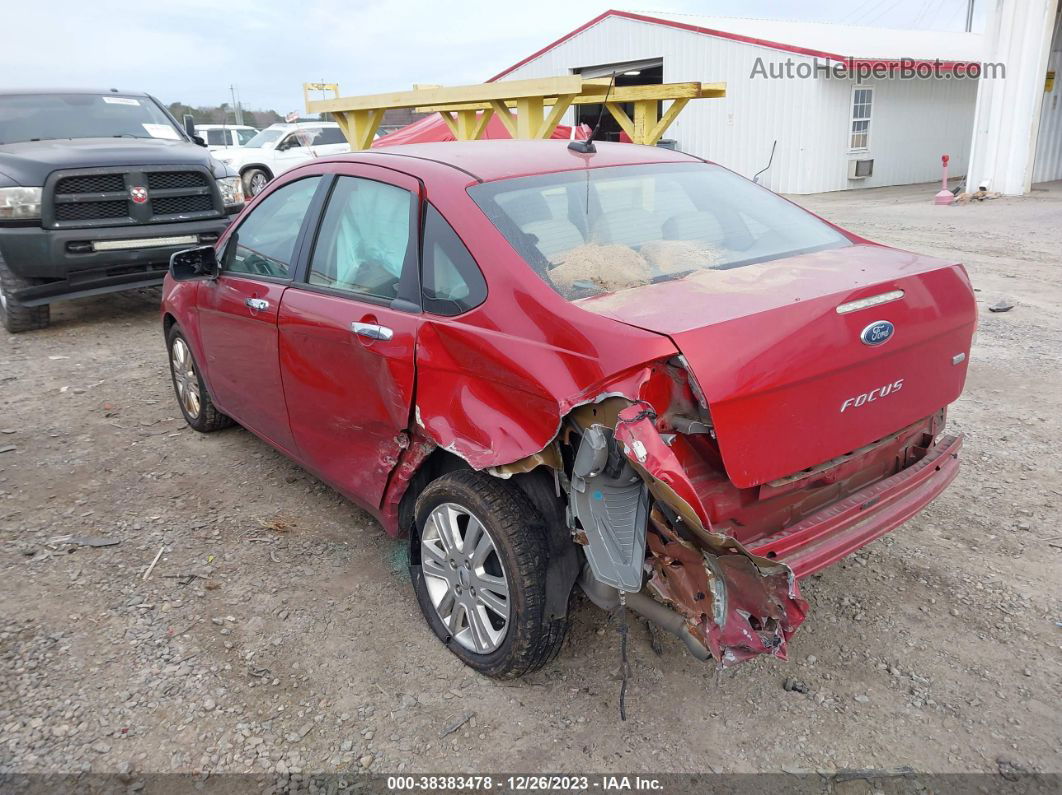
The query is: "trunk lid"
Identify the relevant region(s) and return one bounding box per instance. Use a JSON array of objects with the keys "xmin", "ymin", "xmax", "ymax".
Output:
[{"xmin": 578, "ymin": 244, "xmax": 977, "ymax": 488}]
